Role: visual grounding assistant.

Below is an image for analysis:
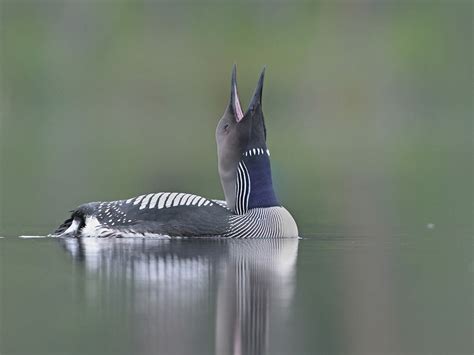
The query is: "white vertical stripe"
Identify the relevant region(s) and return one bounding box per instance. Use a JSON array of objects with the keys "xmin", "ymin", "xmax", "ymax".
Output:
[
  {"xmin": 173, "ymin": 193, "xmax": 185, "ymax": 206},
  {"xmin": 165, "ymin": 192, "xmax": 178, "ymax": 208},
  {"xmin": 149, "ymin": 193, "xmax": 161, "ymax": 208},
  {"xmin": 235, "ymin": 166, "xmax": 242, "ymax": 214},
  {"xmin": 185, "ymin": 194, "xmax": 195, "ymax": 206},
  {"xmin": 139, "ymin": 194, "xmax": 154, "ymax": 210},
  {"xmin": 239, "ymin": 162, "xmax": 246, "ymax": 214},
  {"xmin": 133, "ymin": 195, "xmax": 145, "ymax": 205},
  {"xmin": 190, "ymin": 195, "xmax": 201, "ymax": 205},
  {"xmin": 180, "ymin": 194, "xmax": 191, "ymax": 205},
  {"xmin": 157, "ymin": 193, "xmax": 169, "ymax": 209},
  {"xmin": 236, "ymin": 162, "xmax": 247, "ymax": 214},
  {"xmin": 245, "ymin": 163, "xmax": 250, "ymax": 211}
]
